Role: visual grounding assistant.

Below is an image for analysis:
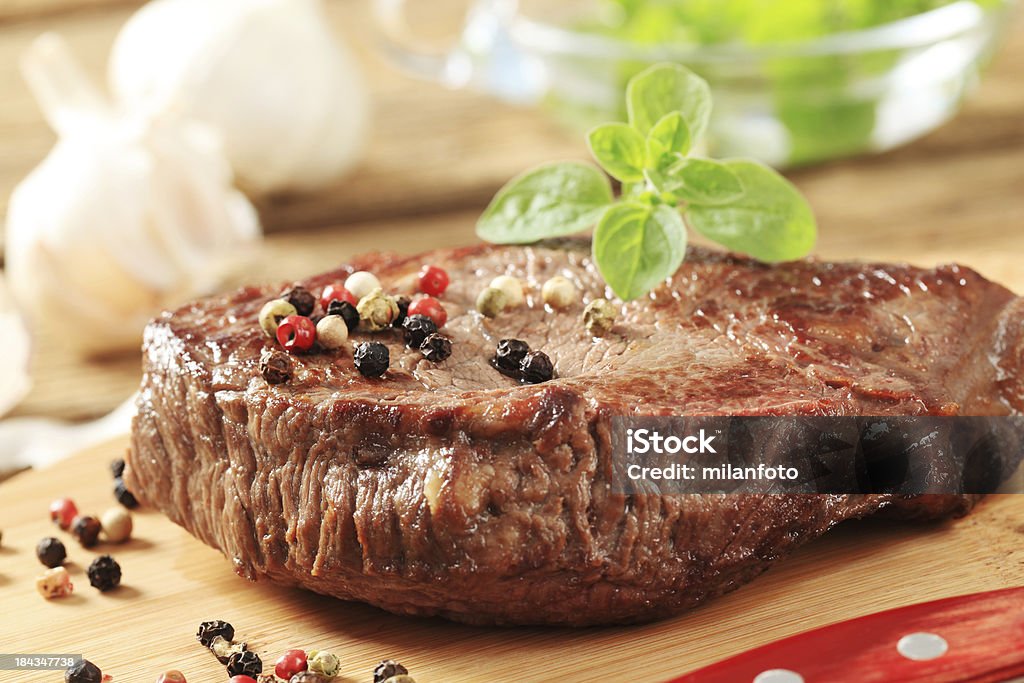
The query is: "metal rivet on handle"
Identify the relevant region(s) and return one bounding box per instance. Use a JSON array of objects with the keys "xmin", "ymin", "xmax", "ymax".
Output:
[
  {"xmin": 897, "ymin": 632, "xmax": 949, "ymax": 661},
  {"xmin": 753, "ymin": 670, "xmax": 804, "ymax": 683}
]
